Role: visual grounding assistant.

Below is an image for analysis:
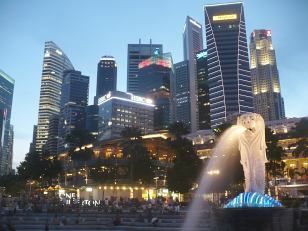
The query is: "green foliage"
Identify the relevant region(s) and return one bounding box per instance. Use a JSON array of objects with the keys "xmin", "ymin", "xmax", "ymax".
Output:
[
  {"xmin": 292, "ymin": 138, "xmax": 308, "ymax": 158},
  {"xmin": 265, "ymin": 127, "xmax": 286, "ymax": 180},
  {"xmin": 167, "ymin": 137, "xmax": 202, "ymax": 193},
  {"xmin": 15, "ymin": 151, "xmax": 63, "ymax": 190},
  {"xmin": 69, "ymin": 147, "xmax": 93, "ymax": 162},
  {"xmin": 168, "ymin": 122, "xmax": 190, "ymax": 138},
  {"xmin": 120, "ymin": 127, "xmax": 154, "ymax": 184},
  {"xmin": 293, "ymin": 118, "xmax": 308, "ymax": 138},
  {"xmin": 65, "ymin": 128, "xmax": 95, "ymax": 149},
  {"xmin": 0, "ymin": 174, "xmax": 26, "ymax": 196}
]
